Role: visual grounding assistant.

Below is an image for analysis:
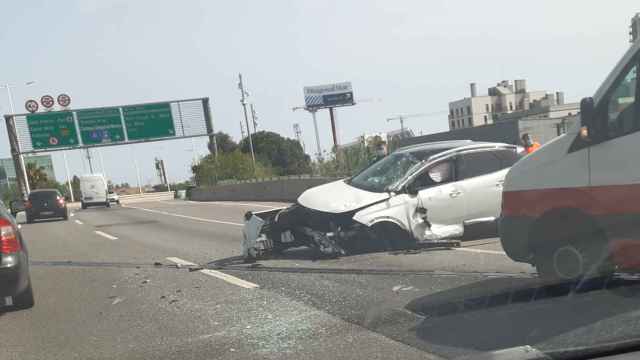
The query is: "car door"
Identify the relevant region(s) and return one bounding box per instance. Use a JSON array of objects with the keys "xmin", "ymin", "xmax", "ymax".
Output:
[
  {"xmin": 454, "ymin": 150, "xmax": 510, "ymax": 222},
  {"xmin": 408, "ymin": 158, "xmax": 466, "ymax": 237},
  {"xmin": 588, "ymin": 55, "xmax": 640, "ymax": 242}
]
